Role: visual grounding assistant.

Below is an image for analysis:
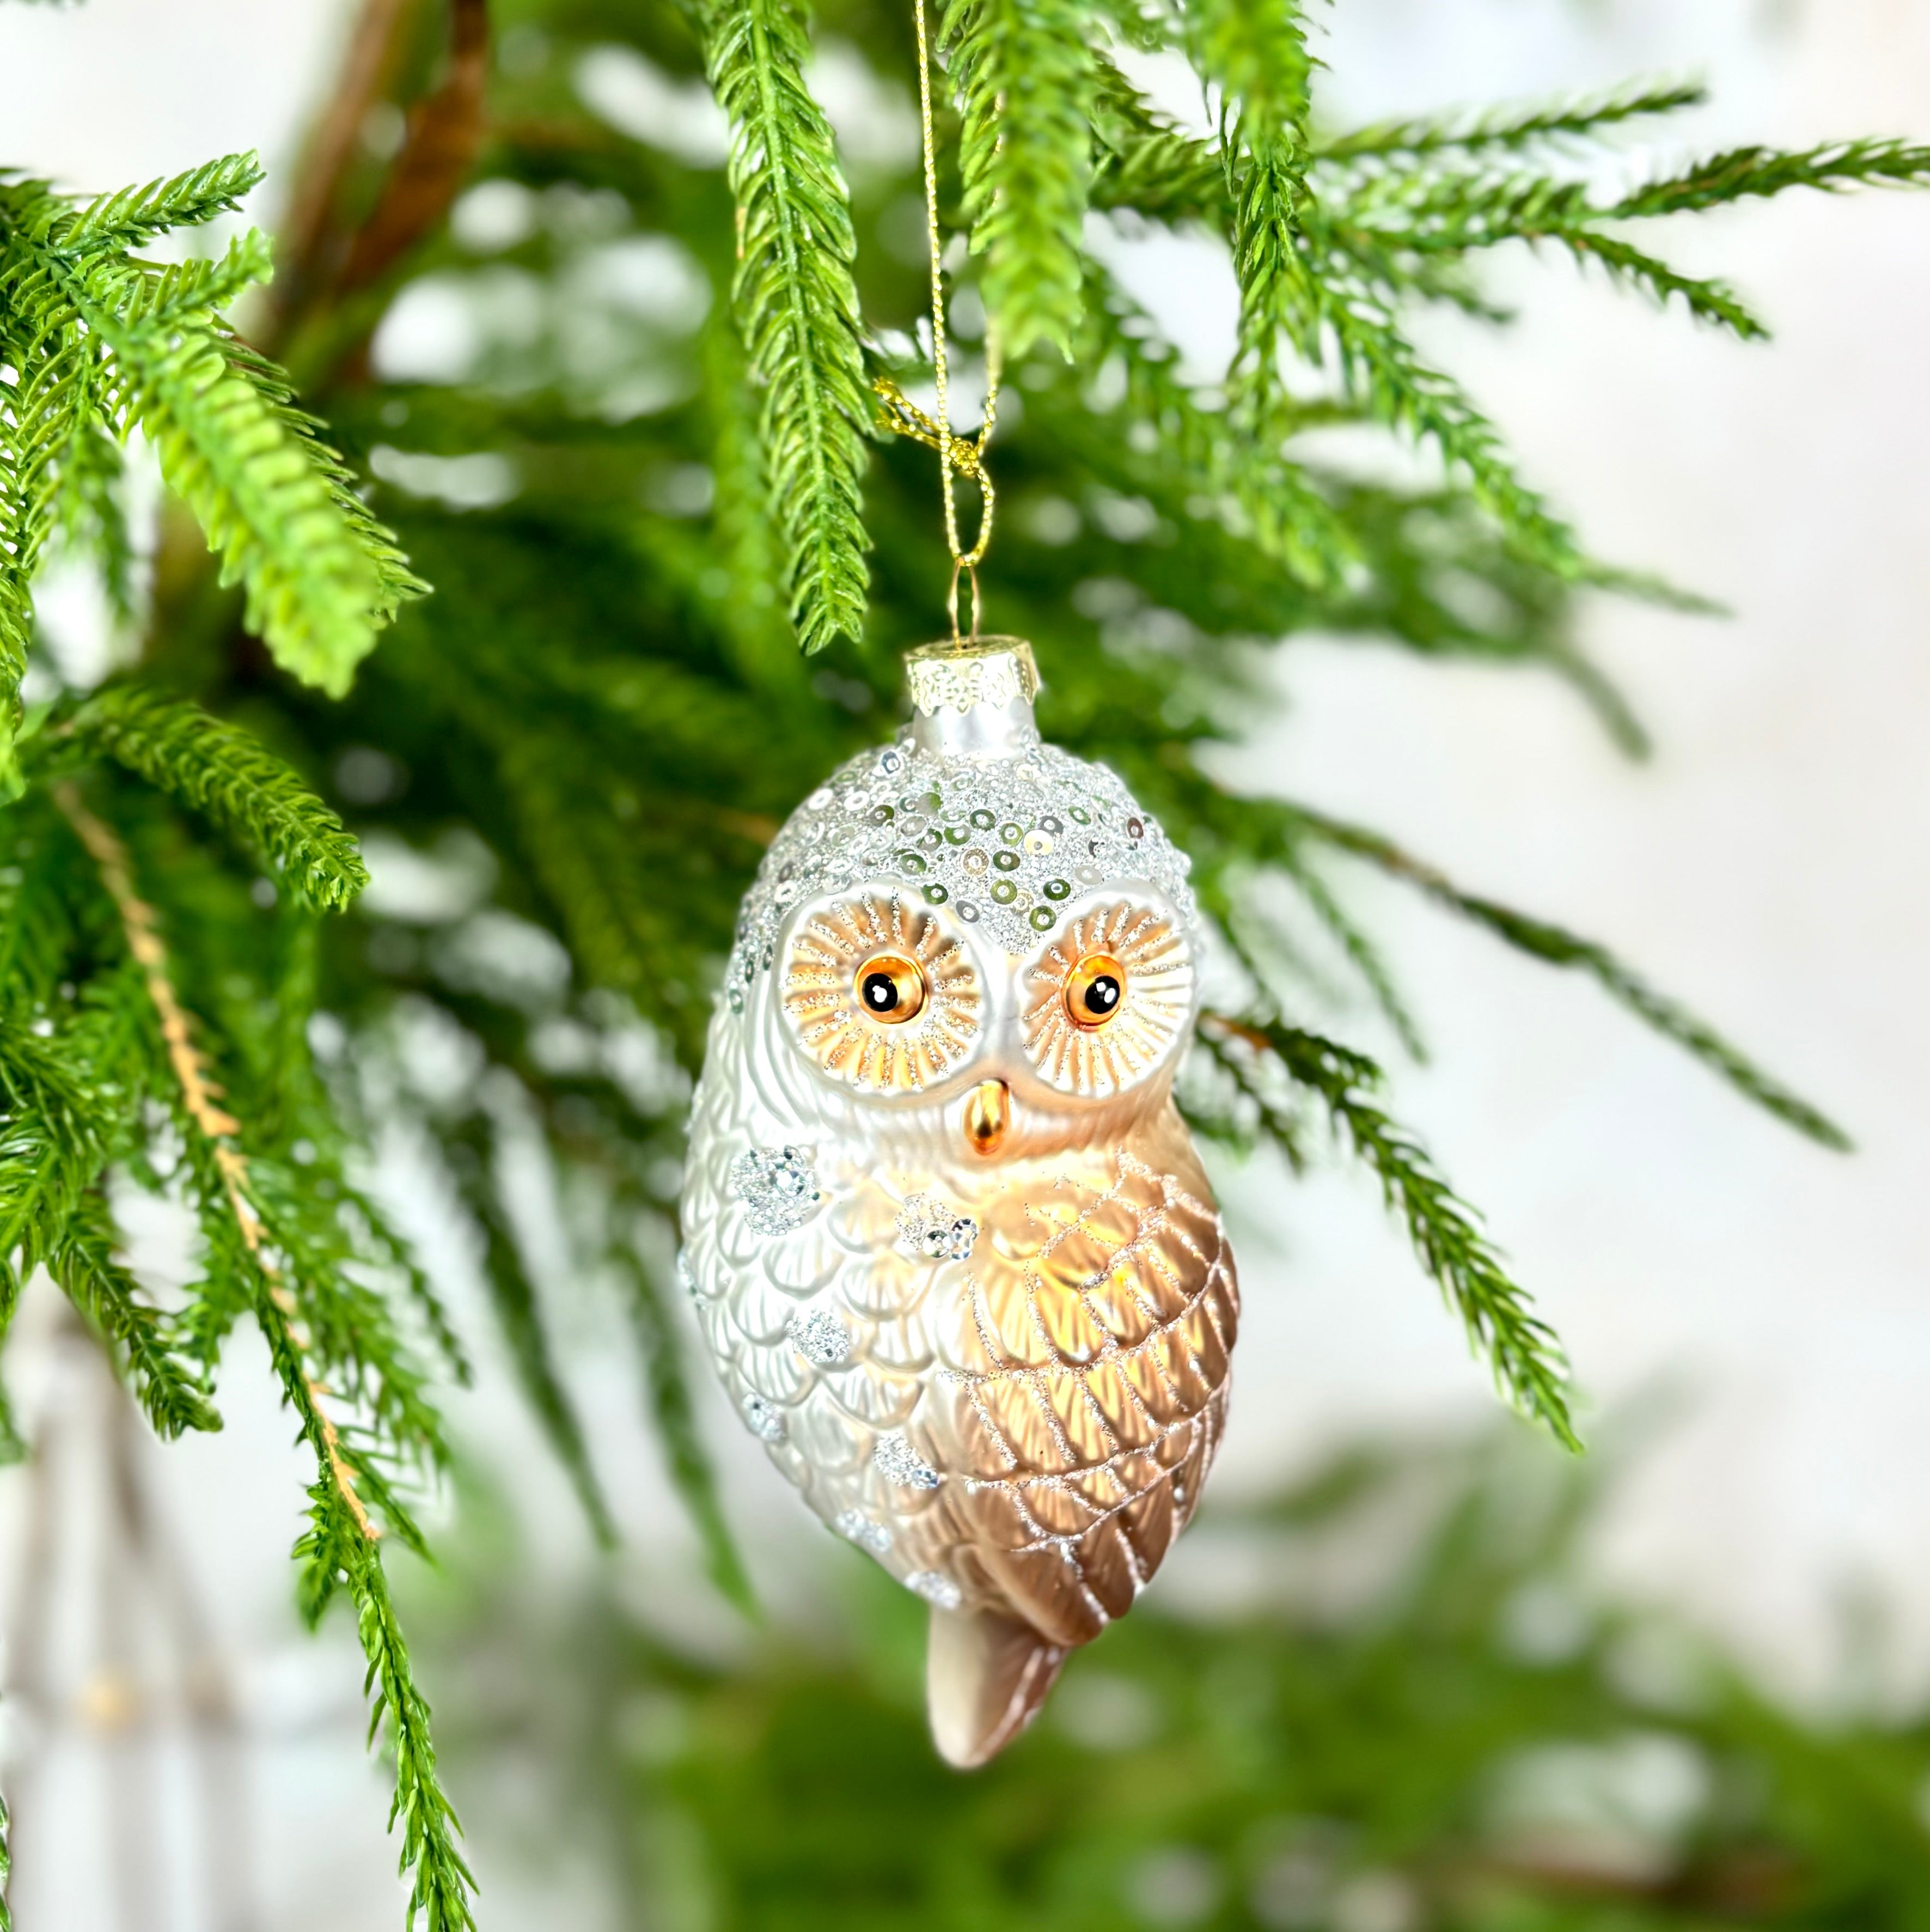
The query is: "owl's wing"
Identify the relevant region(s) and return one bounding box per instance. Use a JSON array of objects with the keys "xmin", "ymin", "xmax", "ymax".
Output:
[{"xmin": 928, "ymin": 1106, "xmax": 1239, "ymax": 1649}]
